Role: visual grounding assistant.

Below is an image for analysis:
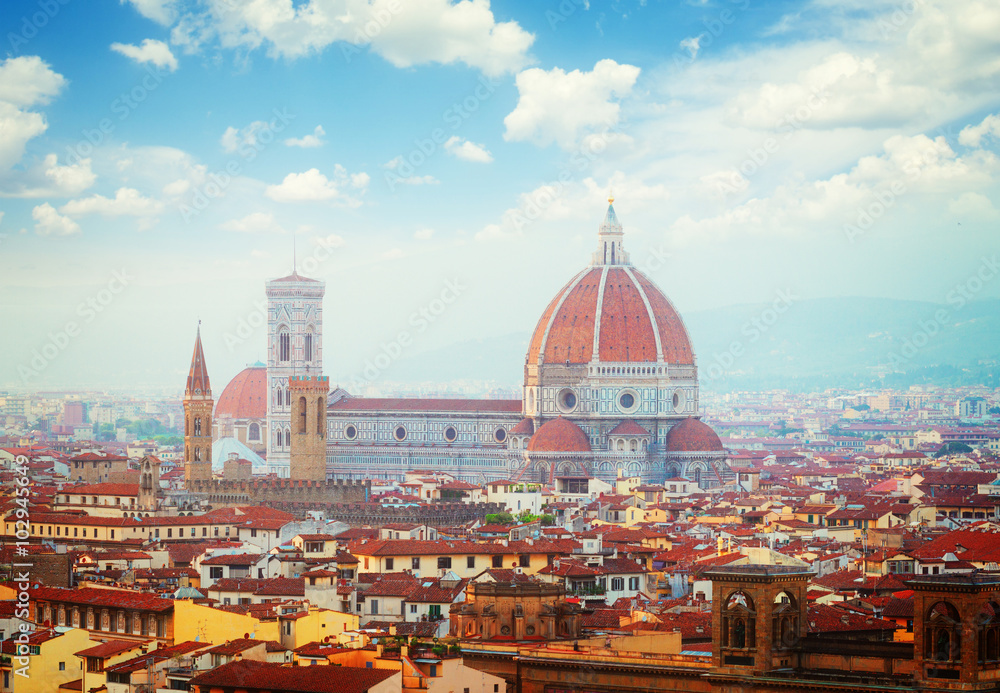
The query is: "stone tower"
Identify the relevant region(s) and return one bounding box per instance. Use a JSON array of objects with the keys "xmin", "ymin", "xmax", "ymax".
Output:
[
  {"xmin": 706, "ymin": 565, "xmax": 812, "ymax": 676},
  {"xmin": 289, "ymin": 375, "xmax": 328, "ymax": 482},
  {"xmin": 266, "ymin": 271, "xmax": 325, "ymax": 478},
  {"xmin": 137, "ymin": 455, "xmax": 160, "ymax": 512},
  {"xmin": 184, "ymin": 324, "xmax": 214, "ymax": 485}
]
